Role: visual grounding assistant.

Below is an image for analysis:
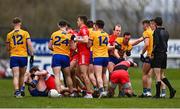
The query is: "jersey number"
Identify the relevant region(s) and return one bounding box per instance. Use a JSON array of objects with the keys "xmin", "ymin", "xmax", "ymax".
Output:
[
  {"xmin": 12, "ymin": 35, "xmax": 23, "ymax": 45},
  {"xmin": 54, "ymin": 36, "xmax": 69, "ymax": 46},
  {"xmin": 98, "ymin": 36, "xmax": 108, "ymax": 46}
]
